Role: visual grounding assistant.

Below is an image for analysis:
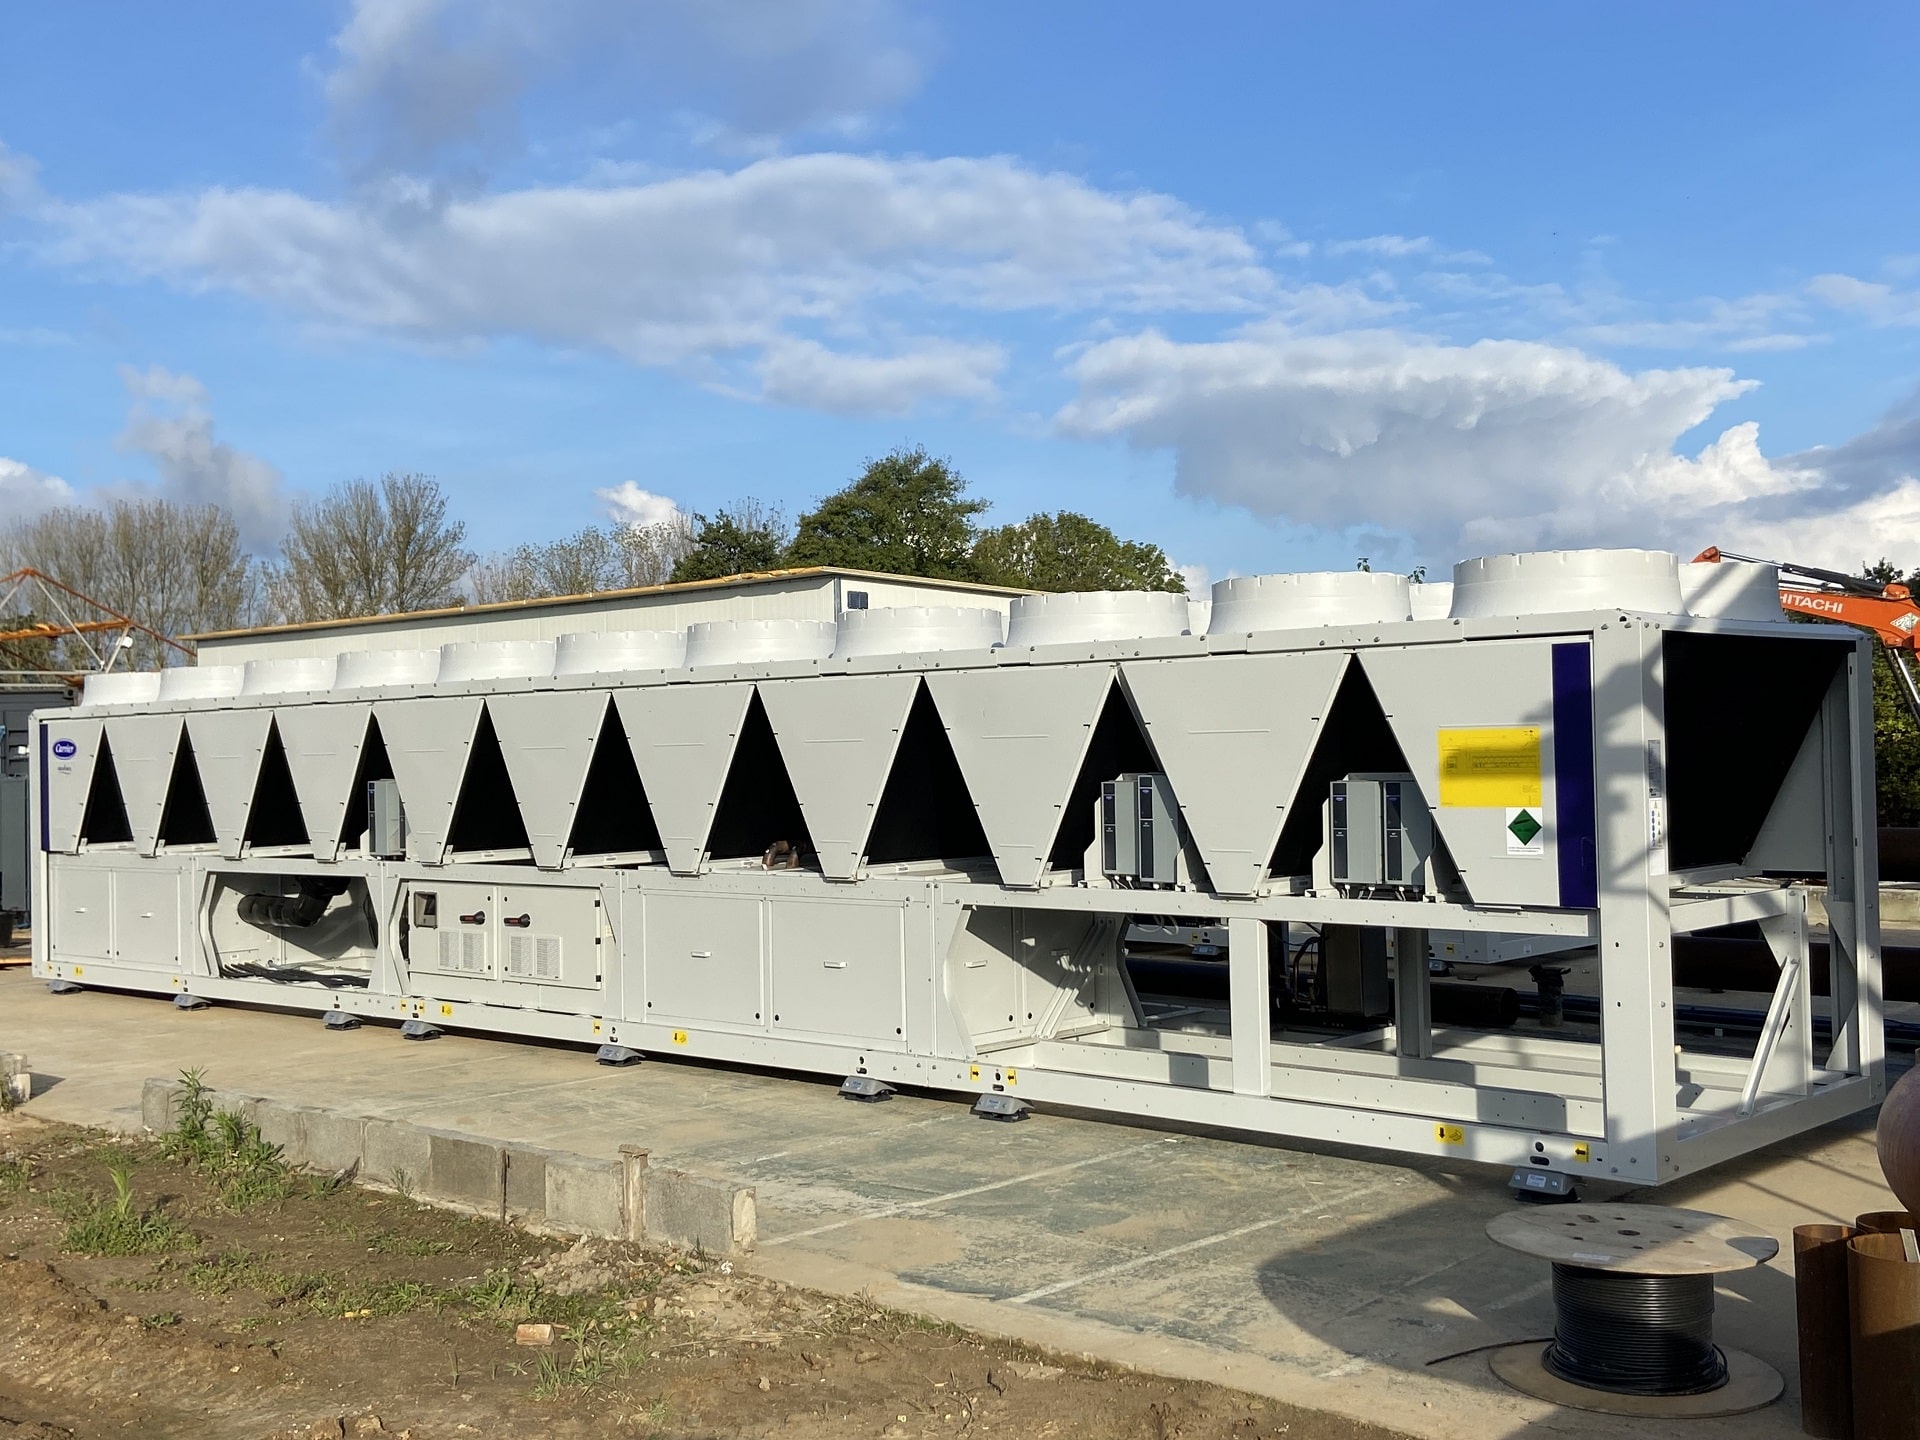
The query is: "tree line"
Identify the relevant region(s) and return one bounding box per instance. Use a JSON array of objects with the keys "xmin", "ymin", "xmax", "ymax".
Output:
[{"xmin": 0, "ymin": 447, "xmax": 1181, "ymax": 669}]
